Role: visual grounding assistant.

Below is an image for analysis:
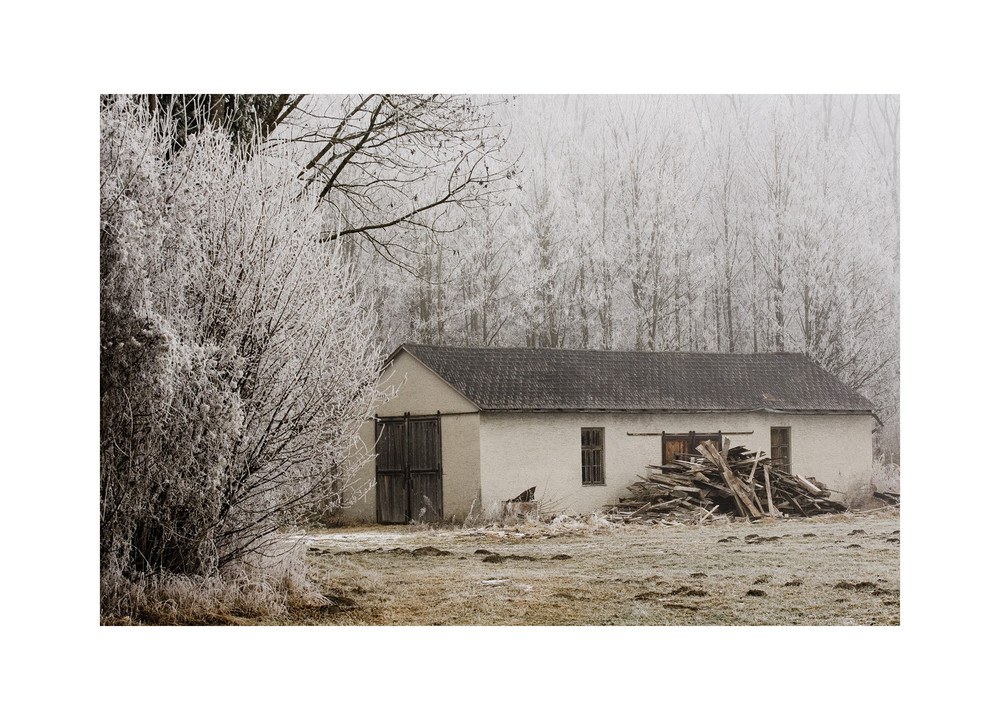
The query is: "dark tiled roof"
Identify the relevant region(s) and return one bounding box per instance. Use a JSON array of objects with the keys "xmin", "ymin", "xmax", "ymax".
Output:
[{"xmin": 394, "ymin": 344, "xmax": 874, "ymax": 414}]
